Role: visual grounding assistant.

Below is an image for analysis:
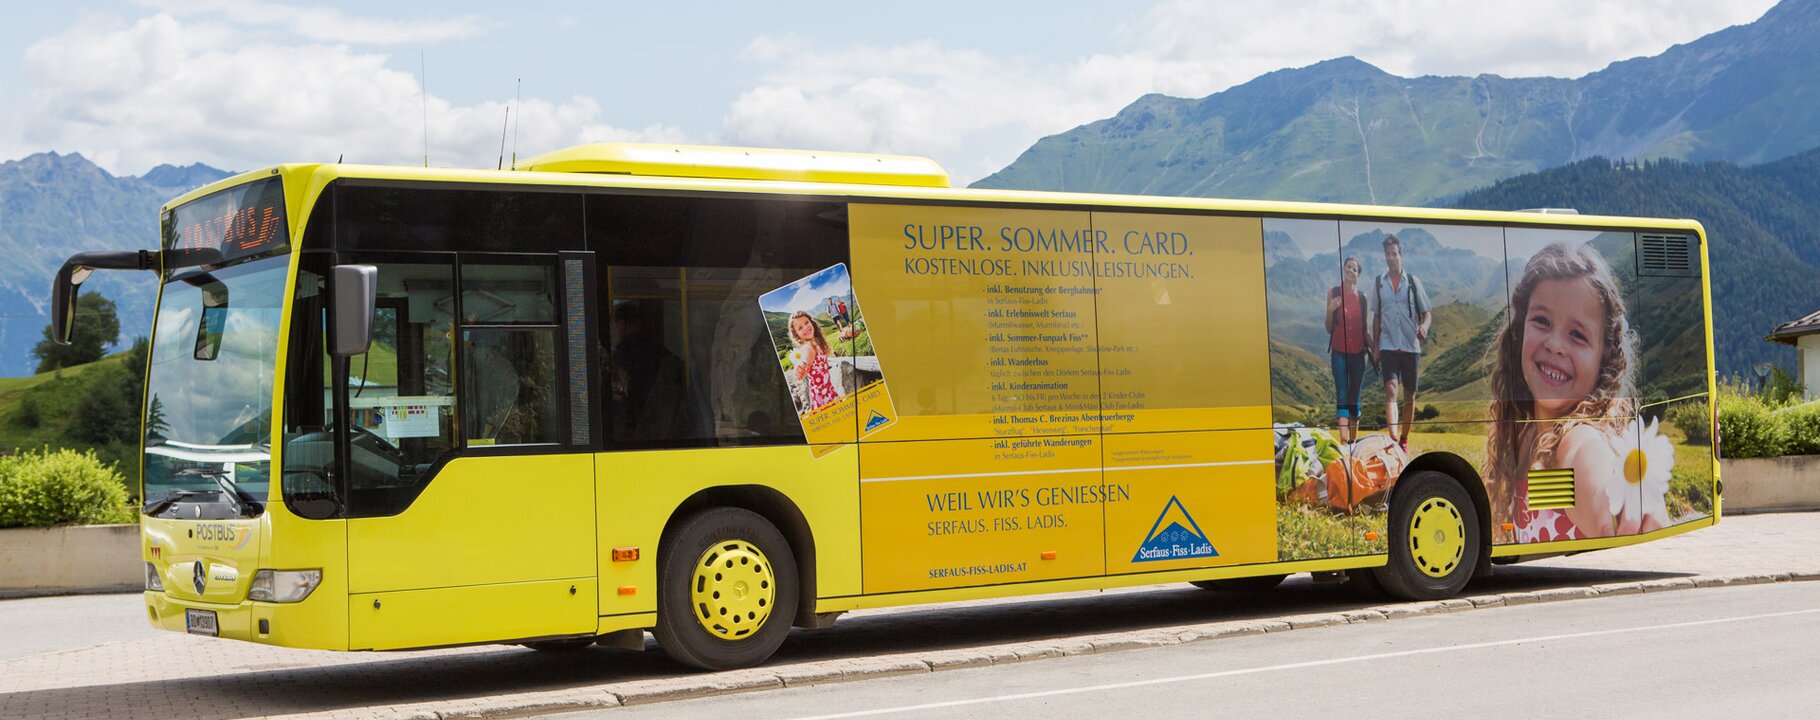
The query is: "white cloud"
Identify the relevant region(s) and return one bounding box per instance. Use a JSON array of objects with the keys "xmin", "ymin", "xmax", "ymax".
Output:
[
  {"xmin": 19, "ymin": 13, "xmax": 683, "ymax": 175},
  {"xmin": 137, "ymin": 0, "xmax": 486, "ymax": 45},
  {"xmin": 721, "ymin": 0, "xmax": 1778, "ymax": 185}
]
